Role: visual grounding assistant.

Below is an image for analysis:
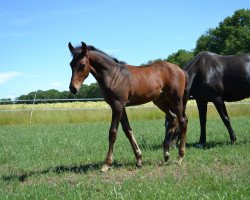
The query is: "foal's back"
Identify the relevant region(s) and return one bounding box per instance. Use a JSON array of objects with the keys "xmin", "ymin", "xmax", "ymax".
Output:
[{"xmin": 125, "ymin": 61, "xmax": 186, "ymax": 106}]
